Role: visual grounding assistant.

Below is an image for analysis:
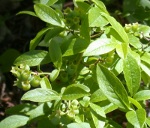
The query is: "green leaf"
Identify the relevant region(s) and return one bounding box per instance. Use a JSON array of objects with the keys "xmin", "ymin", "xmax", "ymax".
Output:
[
  {"xmin": 6, "ymin": 103, "xmax": 36, "ymax": 115},
  {"xmin": 134, "ymin": 90, "xmax": 150, "ymax": 101},
  {"xmin": 146, "ymin": 118, "xmax": 150, "ymax": 127},
  {"xmin": 50, "ymin": 69, "xmax": 60, "ymax": 82},
  {"xmin": 75, "ymin": 1, "xmax": 90, "ymax": 12},
  {"xmin": 90, "ymin": 89, "xmax": 107, "ymax": 102},
  {"xmin": 123, "ymin": 53, "xmax": 141, "ymax": 96},
  {"xmin": 67, "ymin": 122, "xmax": 91, "ymax": 128},
  {"xmin": 43, "ymin": 27, "xmax": 64, "ymax": 46},
  {"xmin": 101, "ymin": 13, "xmax": 129, "ymax": 43},
  {"xmin": 140, "ymin": 52, "xmax": 150, "ymax": 64},
  {"xmin": 88, "ymin": 7, "xmax": 108, "ymax": 27},
  {"xmin": 139, "ymin": 0, "xmax": 150, "ymax": 9},
  {"xmin": 83, "ymin": 38, "xmax": 117, "ymax": 56},
  {"xmin": 30, "ymin": 27, "xmax": 51, "ymax": 50},
  {"xmin": 80, "ymin": 14, "xmax": 90, "ymax": 41},
  {"xmin": 128, "ymin": 33, "xmax": 142, "ymax": 49},
  {"xmin": 49, "ymin": 38, "xmax": 62, "ymax": 68},
  {"xmin": 40, "ymin": 76, "xmax": 52, "ymax": 89},
  {"xmin": 92, "ymin": 0, "xmax": 108, "ymax": 14},
  {"xmin": 62, "ymin": 38, "xmax": 89, "ymax": 56},
  {"xmin": 96, "ymin": 64, "xmax": 130, "ymax": 110},
  {"xmin": 90, "ymin": 102, "xmax": 106, "ymax": 118},
  {"xmin": 21, "ymin": 88, "xmax": 60, "ymax": 102},
  {"xmin": 17, "ymin": 11, "xmax": 37, "ymax": 17},
  {"xmin": 40, "ymin": 0, "xmax": 58, "ymax": 6},
  {"xmin": 100, "ymin": 101, "xmax": 118, "ymax": 114},
  {"xmin": 126, "ymin": 108, "xmax": 146, "ymax": 128},
  {"xmin": 0, "ymin": 115, "xmax": 29, "ymax": 128},
  {"xmin": 141, "ymin": 71, "xmax": 150, "ymax": 86},
  {"xmin": 90, "ymin": 111, "xmax": 105, "ymax": 128},
  {"xmin": 34, "ymin": 3, "xmax": 64, "ymax": 27},
  {"xmin": 27, "ymin": 102, "xmax": 52, "ymax": 120},
  {"xmin": 128, "ymin": 97, "xmax": 142, "ymax": 109},
  {"xmin": 116, "ymin": 42, "xmax": 128, "ymax": 59},
  {"xmin": 140, "ymin": 61, "xmax": 150, "ymax": 76},
  {"xmin": 62, "ymin": 84, "xmax": 90, "ymax": 100},
  {"xmin": 112, "ymin": 58, "xmax": 123, "ymax": 75},
  {"xmin": 138, "ymin": 25, "xmax": 150, "ymax": 37},
  {"xmin": 14, "ymin": 50, "xmax": 51, "ymax": 66}
]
